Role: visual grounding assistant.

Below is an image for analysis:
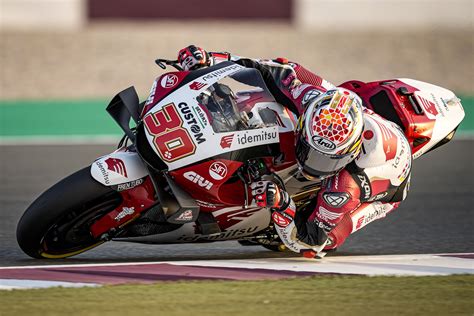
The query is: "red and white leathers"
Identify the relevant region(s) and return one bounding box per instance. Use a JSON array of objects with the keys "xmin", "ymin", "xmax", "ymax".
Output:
[
  {"xmin": 179, "ymin": 47, "xmax": 412, "ymax": 255},
  {"xmin": 305, "ymin": 110, "xmax": 412, "ymax": 250},
  {"xmin": 228, "ymin": 55, "xmax": 412, "ymax": 254},
  {"xmin": 261, "ymin": 108, "xmax": 412, "ymax": 255}
]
